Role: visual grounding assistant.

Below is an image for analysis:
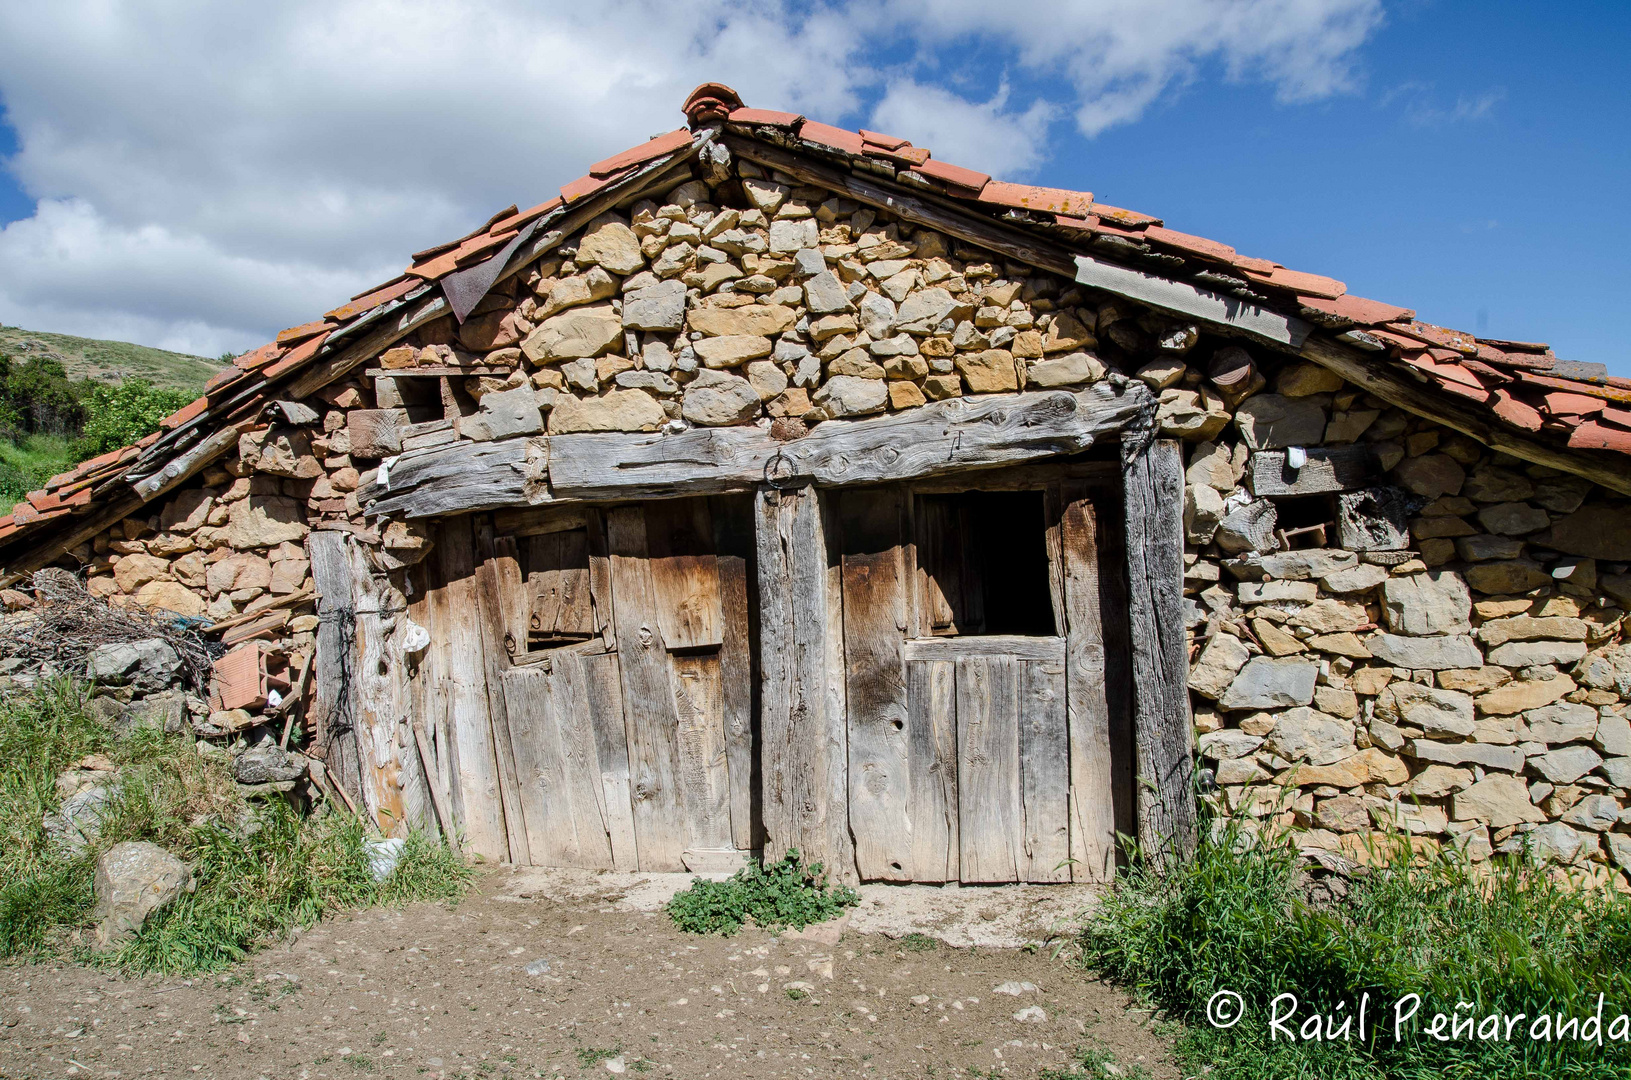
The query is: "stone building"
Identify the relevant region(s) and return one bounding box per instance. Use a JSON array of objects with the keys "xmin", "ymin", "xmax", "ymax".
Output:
[{"xmin": 2, "ymin": 82, "xmax": 1628, "ymax": 885}]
